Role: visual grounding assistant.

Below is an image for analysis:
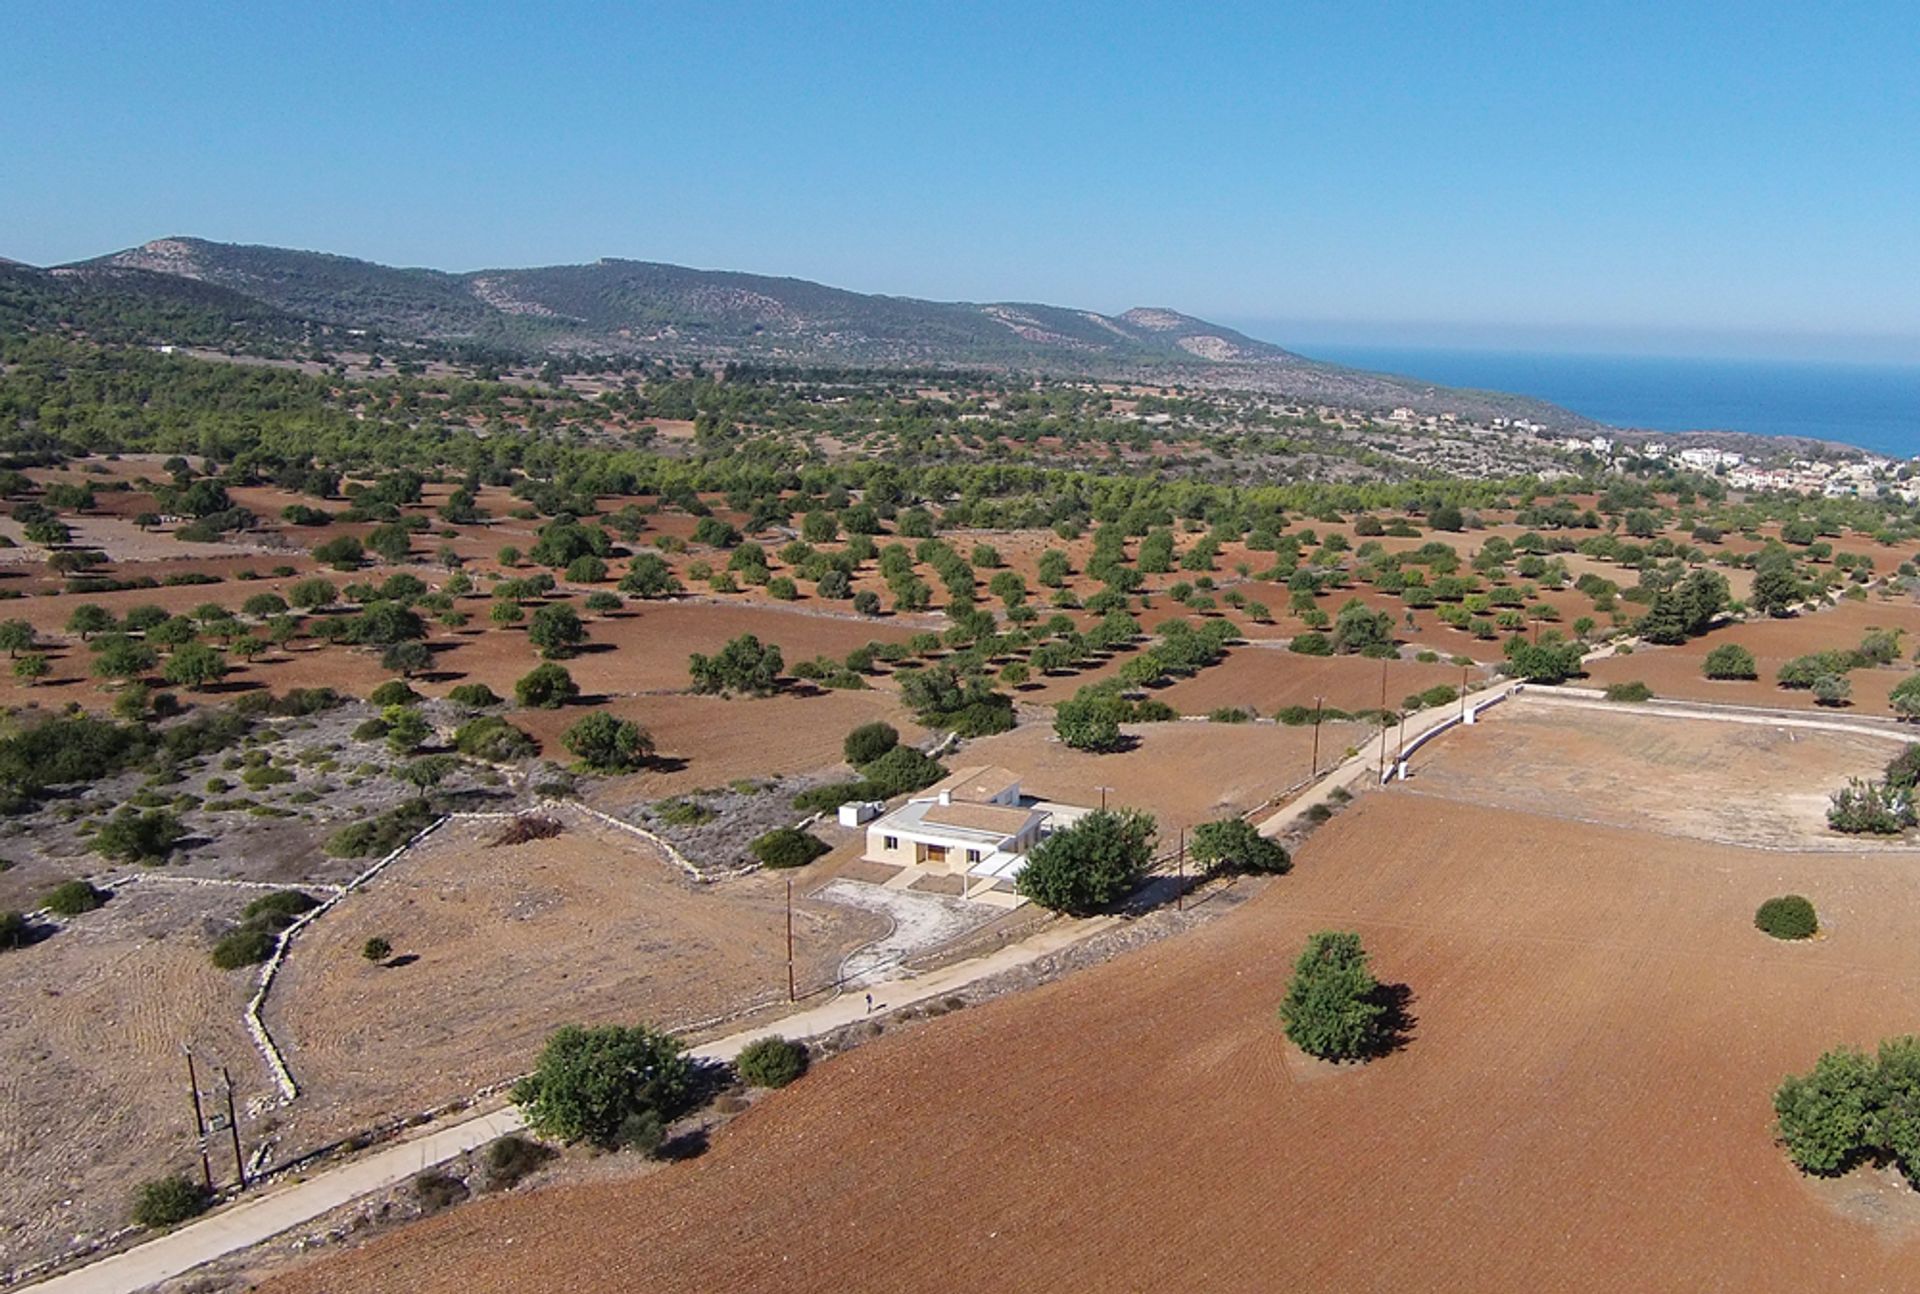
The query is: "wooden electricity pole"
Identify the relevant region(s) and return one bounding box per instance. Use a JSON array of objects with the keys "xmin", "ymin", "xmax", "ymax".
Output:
[
  {"xmin": 183, "ymin": 1046, "xmax": 211, "ymax": 1191},
  {"xmin": 221, "ymin": 1067, "xmax": 246, "ymax": 1189},
  {"xmin": 1376, "ymin": 658, "xmax": 1389, "ymax": 781},
  {"xmin": 1311, "ymin": 696, "xmax": 1324, "ymax": 777},
  {"xmin": 785, "ymin": 880, "xmax": 796, "ymax": 1002},
  {"xmin": 1176, "ymin": 827, "xmax": 1185, "ymax": 912}
]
